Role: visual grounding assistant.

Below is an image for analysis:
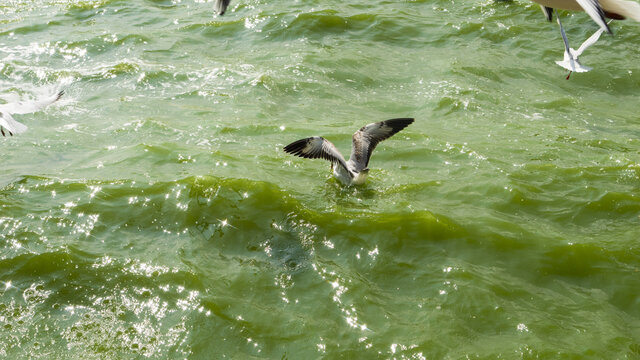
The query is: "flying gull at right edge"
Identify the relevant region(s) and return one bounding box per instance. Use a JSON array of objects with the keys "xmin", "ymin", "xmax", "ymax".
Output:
[
  {"xmin": 284, "ymin": 118, "xmax": 414, "ymax": 186},
  {"xmin": 530, "ymin": 0, "xmax": 640, "ymax": 76},
  {"xmin": 0, "ymin": 90, "xmax": 64, "ymax": 137}
]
